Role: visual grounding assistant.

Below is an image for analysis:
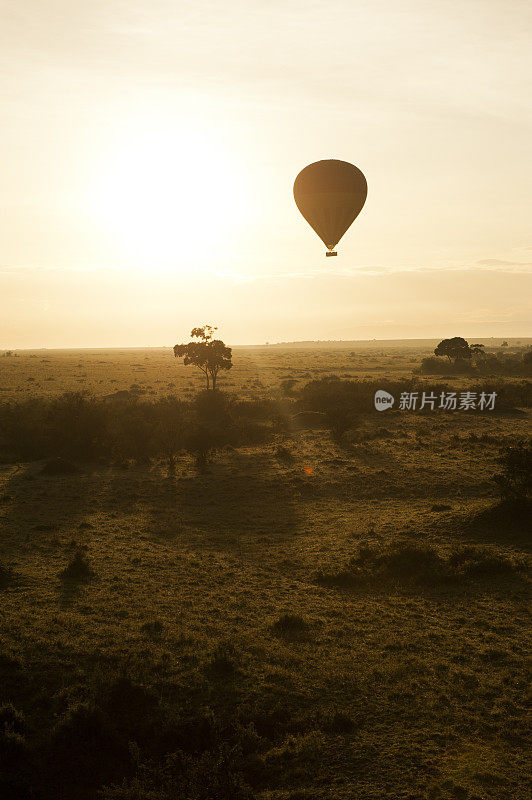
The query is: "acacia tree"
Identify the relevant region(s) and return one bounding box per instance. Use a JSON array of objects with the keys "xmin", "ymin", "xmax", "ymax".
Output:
[
  {"xmin": 173, "ymin": 326, "xmax": 232, "ymax": 390},
  {"xmin": 434, "ymin": 337, "xmax": 471, "ymax": 363}
]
